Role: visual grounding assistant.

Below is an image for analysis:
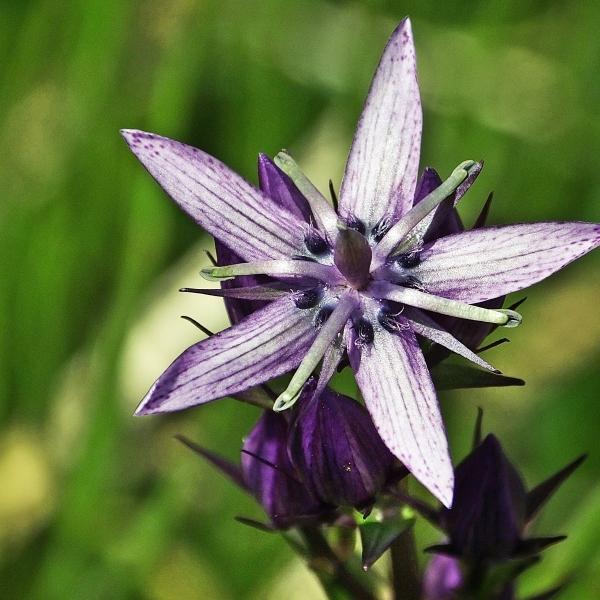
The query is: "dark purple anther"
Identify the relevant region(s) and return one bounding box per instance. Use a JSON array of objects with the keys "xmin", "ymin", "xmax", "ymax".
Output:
[
  {"xmin": 334, "ymin": 227, "xmax": 372, "ymax": 289},
  {"xmin": 293, "ymin": 288, "xmax": 323, "ymax": 309},
  {"xmin": 304, "ymin": 230, "xmax": 329, "ymax": 255}
]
